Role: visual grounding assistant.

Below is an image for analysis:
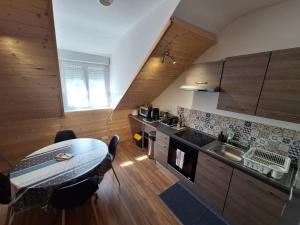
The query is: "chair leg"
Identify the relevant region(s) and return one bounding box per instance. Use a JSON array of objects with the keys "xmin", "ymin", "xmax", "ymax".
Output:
[
  {"xmin": 4, "ymin": 206, "xmax": 11, "ymax": 225},
  {"xmin": 90, "ymin": 200, "xmax": 100, "ymax": 225},
  {"xmin": 61, "ymin": 210, "xmax": 65, "ymax": 225},
  {"xmin": 4, "ymin": 206, "xmax": 14, "ymax": 225},
  {"xmin": 94, "ymin": 193, "xmax": 99, "ymax": 201},
  {"xmin": 111, "ymin": 165, "xmax": 120, "ymax": 186},
  {"xmin": 52, "ymin": 209, "xmax": 59, "ymax": 225}
]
